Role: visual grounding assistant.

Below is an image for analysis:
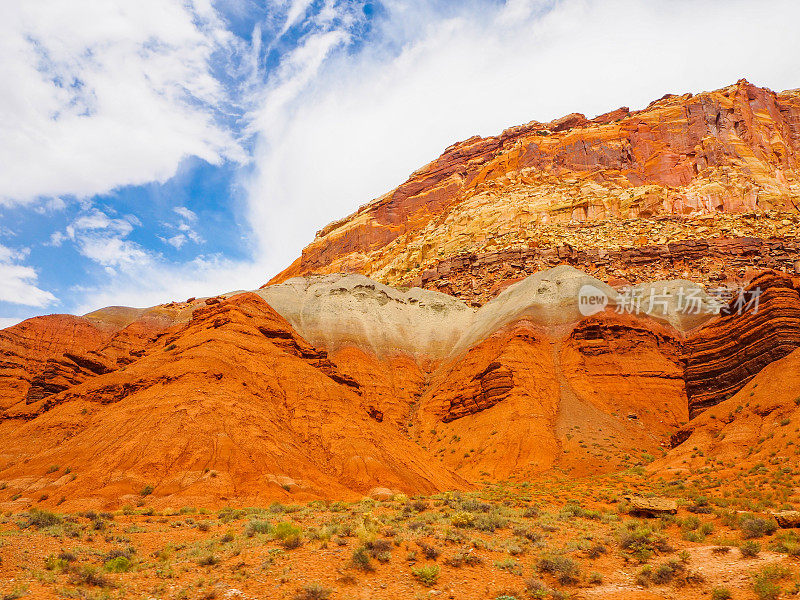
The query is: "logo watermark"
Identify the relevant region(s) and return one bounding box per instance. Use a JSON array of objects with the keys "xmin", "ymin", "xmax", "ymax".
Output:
[
  {"xmin": 578, "ymin": 284, "xmax": 610, "ymax": 316},
  {"xmin": 579, "ymin": 284, "xmax": 761, "ymax": 317}
]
